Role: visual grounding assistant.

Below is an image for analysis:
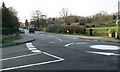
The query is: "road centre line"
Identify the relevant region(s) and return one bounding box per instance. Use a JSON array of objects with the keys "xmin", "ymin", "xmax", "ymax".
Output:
[
  {"xmin": 86, "ymin": 51, "xmax": 120, "ymax": 56},
  {"xmin": 49, "ymin": 42, "xmax": 55, "ymax": 44},
  {"xmin": 0, "ymin": 53, "xmax": 41, "ymax": 62},
  {"xmin": 65, "ymin": 43, "xmax": 74, "ymax": 47},
  {"xmin": 65, "ymin": 42, "xmax": 88, "ymax": 47},
  {"xmin": 76, "ymin": 42, "xmax": 88, "ymax": 44},
  {"xmin": 56, "ymin": 38, "xmax": 63, "ymax": 42}
]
